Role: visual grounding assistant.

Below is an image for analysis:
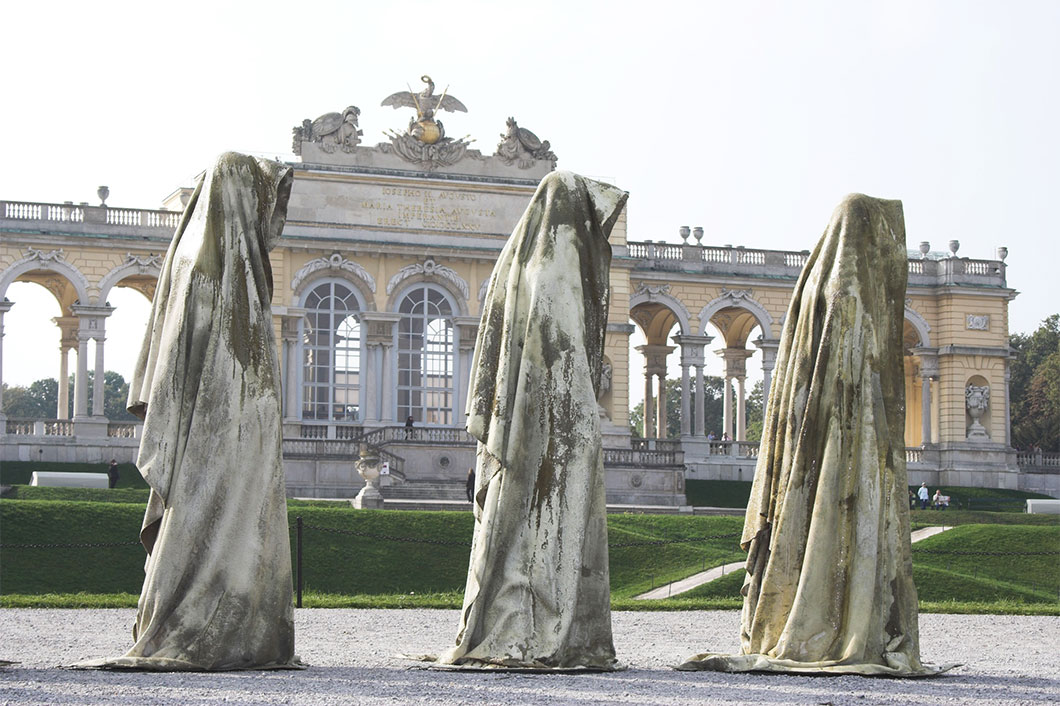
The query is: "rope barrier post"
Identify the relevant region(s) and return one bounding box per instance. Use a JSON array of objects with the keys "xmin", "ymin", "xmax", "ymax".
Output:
[{"xmin": 296, "ymin": 516, "xmax": 303, "ymax": 609}]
